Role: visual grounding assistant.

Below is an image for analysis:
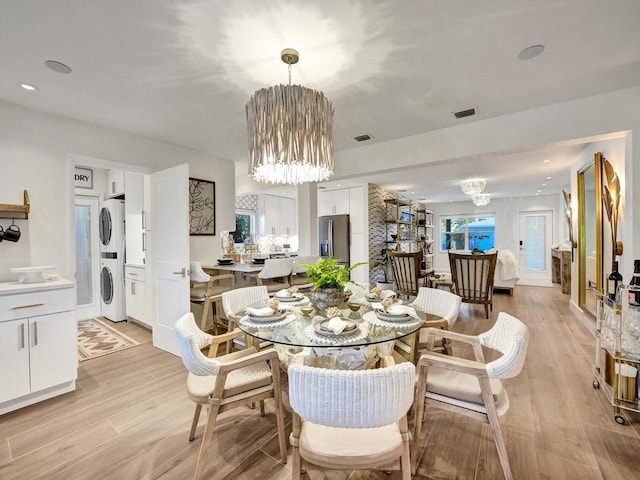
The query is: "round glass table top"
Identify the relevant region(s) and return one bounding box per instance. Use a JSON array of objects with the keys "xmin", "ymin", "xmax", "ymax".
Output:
[{"xmin": 237, "ymin": 296, "xmax": 432, "ymax": 348}]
